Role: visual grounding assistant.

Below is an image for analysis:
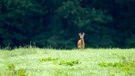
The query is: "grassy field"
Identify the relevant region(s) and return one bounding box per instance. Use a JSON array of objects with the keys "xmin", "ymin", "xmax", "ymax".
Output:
[{"xmin": 0, "ymin": 47, "xmax": 135, "ymax": 76}]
